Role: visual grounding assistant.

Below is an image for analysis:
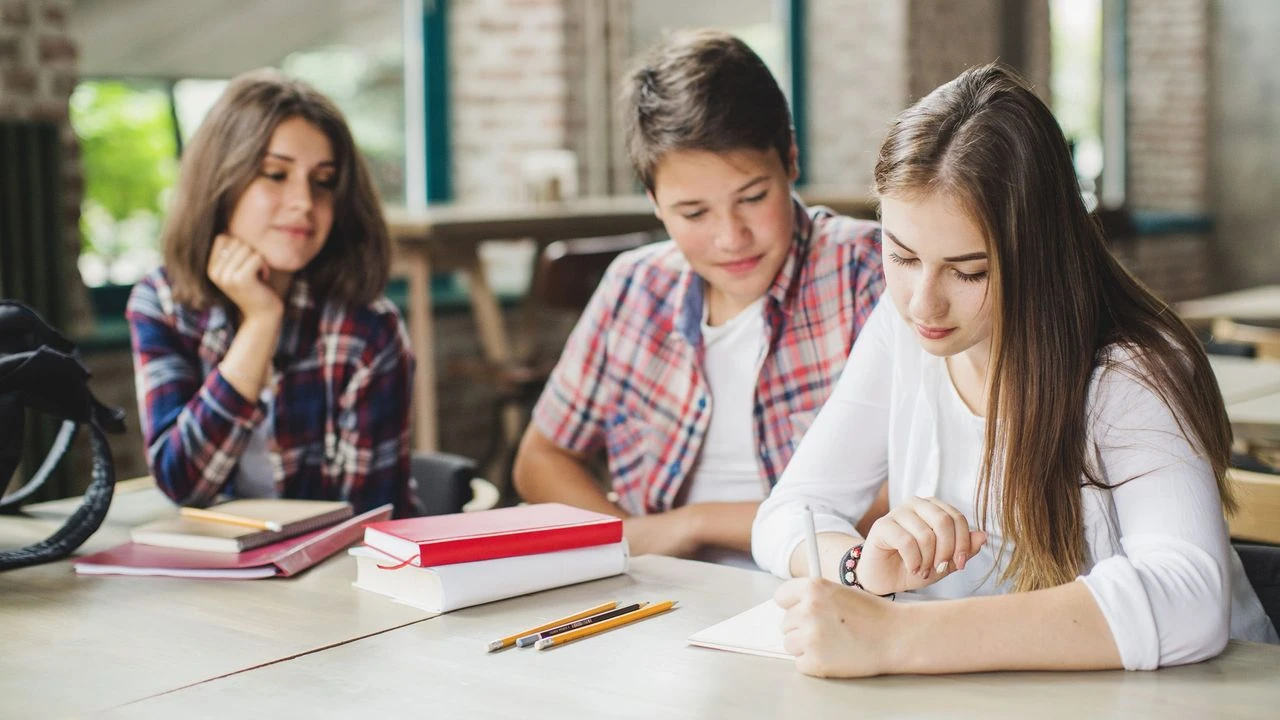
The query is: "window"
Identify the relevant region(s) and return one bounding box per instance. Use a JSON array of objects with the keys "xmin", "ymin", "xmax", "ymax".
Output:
[
  {"xmin": 69, "ymin": 0, "xmax": 410, "ymax": 288},
  {"xmin": 69, "ymin": 80, "xmax": 176, "ymax": 287},
  {"xmin": 630, "ymin": 0, "xmax": 792, "ymax": 98},
  {"xmin": 1051, "ymin": 0, "xmax": 1126, "ymax": 209}
]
